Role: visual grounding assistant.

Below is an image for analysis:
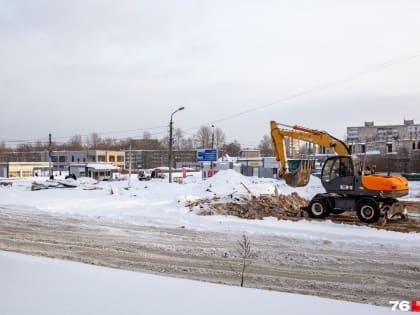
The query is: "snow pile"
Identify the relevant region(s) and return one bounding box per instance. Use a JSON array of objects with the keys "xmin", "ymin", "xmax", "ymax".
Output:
[
  {"xmin": 0, "ymin": 171, "xmax": 419, "ymax": 248},
  {"xmin": 0, "ymin": 251, "xmax": 397, "ymax": 315}
]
